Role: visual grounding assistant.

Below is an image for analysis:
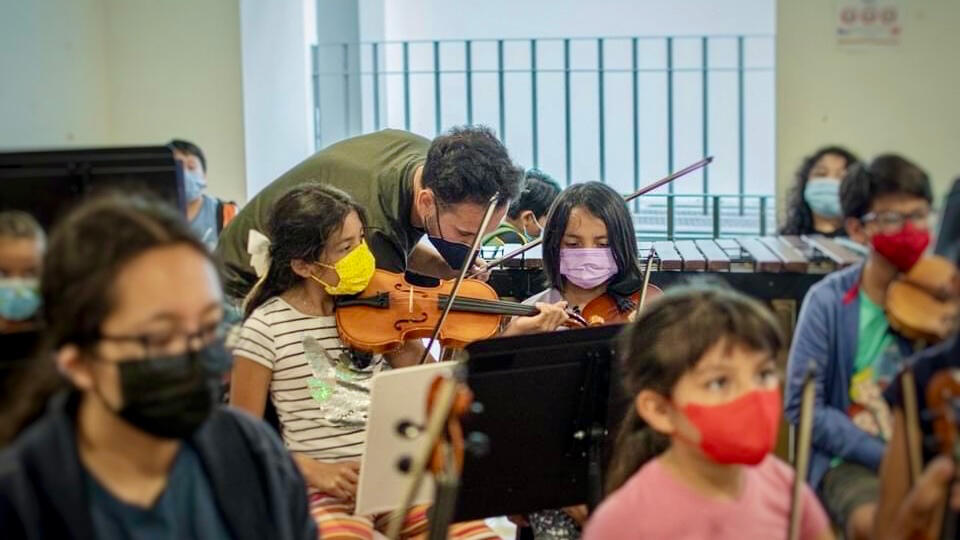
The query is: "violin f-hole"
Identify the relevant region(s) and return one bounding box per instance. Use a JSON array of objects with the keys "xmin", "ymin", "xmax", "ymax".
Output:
[{"xmin": 394, "ymin": 312, "xmax": 429, "ymax": 330}]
